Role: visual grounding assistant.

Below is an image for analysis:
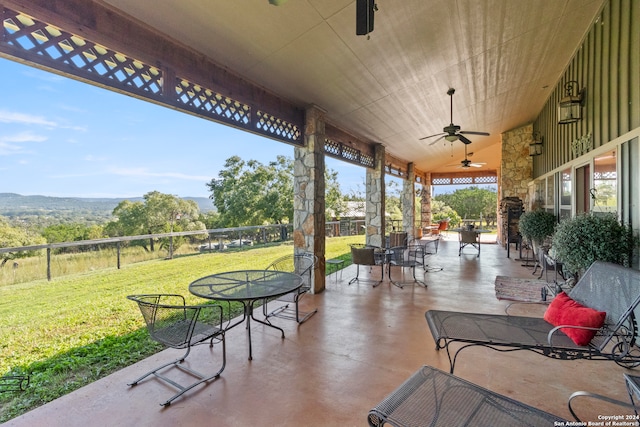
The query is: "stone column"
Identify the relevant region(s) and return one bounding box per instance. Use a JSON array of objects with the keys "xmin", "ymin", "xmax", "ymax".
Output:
[
  {"xmin": 499, "ymin": 123, "xmax": 533, "ymax": 243},
  {"xmin": 420, "ymin": 173, "xmax": 432, "ymax": 230},
  {"xmin": 366, "ymin": 144, "xmax": 385, "ymax": 247},
  {"xmin": 294, "ymin": 105, "xmax": 326, "ymax": 293},
  {"xmin": 401, "ymin": 163, "xmax": 415, "ymax": 241}
]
